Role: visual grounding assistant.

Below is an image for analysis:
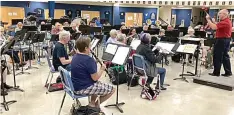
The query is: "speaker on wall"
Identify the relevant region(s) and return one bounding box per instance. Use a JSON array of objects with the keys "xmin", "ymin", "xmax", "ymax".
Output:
[{"xmin": 120, "ymin": 12, "xmax": 125, "ymax": 19}]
